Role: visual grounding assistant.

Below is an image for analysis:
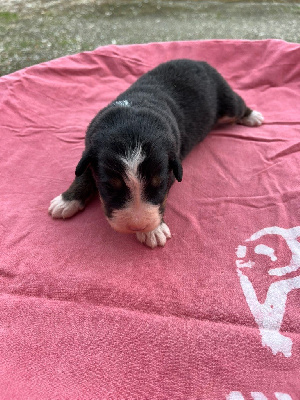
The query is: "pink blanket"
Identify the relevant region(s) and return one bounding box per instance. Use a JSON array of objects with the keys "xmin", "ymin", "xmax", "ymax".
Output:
[{"xmin": 0, "ymin": 40, "xmax": 299, "ymax": 399}]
